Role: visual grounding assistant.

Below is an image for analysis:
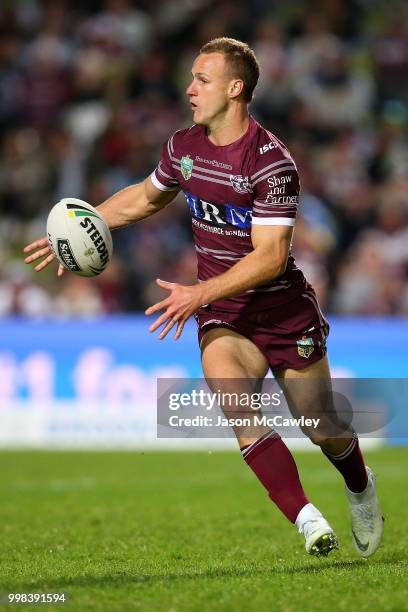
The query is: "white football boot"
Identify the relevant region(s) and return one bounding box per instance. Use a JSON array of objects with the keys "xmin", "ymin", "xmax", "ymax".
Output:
[
  {"xmin": 296, "ymin": 503, "xmax": 339, "ymax": 557},
  {"xmin": 346, "ymin": 467, "xmax": 384, "ymax": 558}
]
